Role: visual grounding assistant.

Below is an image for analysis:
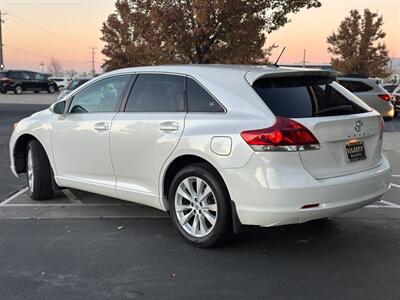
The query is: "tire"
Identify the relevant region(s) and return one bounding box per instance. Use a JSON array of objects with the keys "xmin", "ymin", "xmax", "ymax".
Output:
[
  {"xmin": 168, "ymin": 163, "xmax": 233, "ymax": 248},
  {"xmin": 34, "ymin": 90, "xmax": 40, "ymax": 94},
  {"xmin": 0, "ymin": 89, "xmax": 6, "ymax": 94},
  {"xmin": 14, "ymin": 85, "xmax": 23, "ymax": 94},
  {"xmin": 47, "ymin": 85, "xmax": 56, "ymax": 94},
  {"xmin": 26, "ymin": 140, "xmax": 54, "ymax": 200}
]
